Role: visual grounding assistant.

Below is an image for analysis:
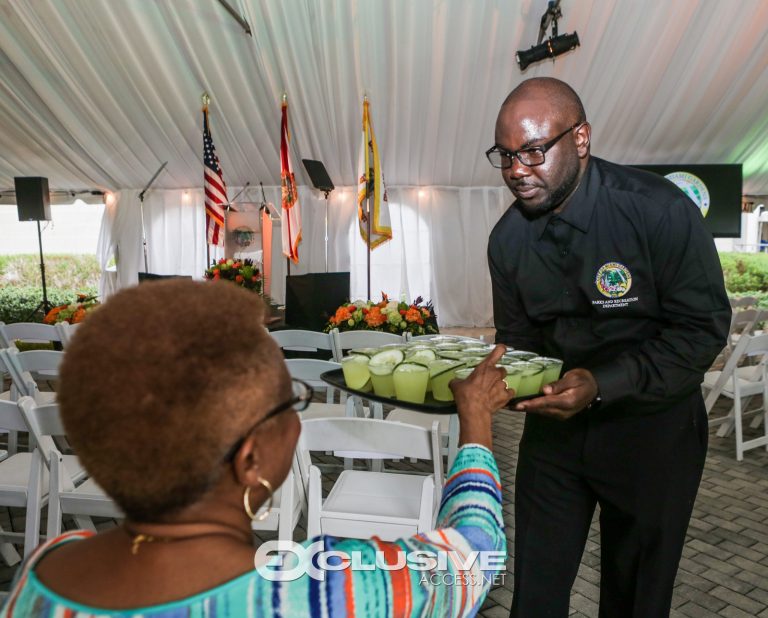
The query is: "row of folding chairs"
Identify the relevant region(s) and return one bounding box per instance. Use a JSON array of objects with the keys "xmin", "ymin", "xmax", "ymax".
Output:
[
  {"xmin": 703, "ymin": 332, "xmax": 768, "ymax": 461},
  {"xmin": 0, "ymin": 397, "xmax": 110, "ymax": 563}
]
